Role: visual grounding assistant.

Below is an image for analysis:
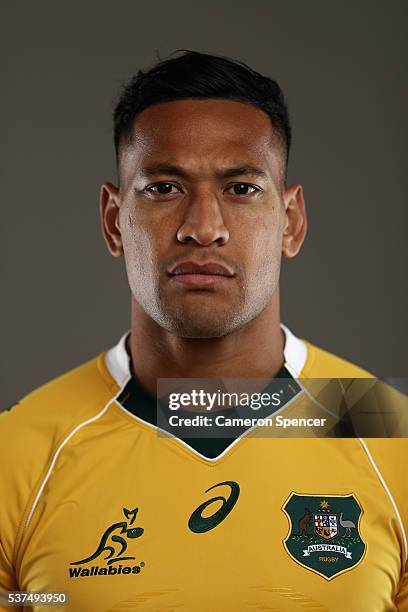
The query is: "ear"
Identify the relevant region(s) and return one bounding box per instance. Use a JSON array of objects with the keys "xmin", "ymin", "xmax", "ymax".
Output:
[
  {"xmin": 99, "ymin": 182, "xmax": 123, "ymax": 257},
  {"xmin": 281, "ymin": 183, "xmax": 307, "ymax": 258}
]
